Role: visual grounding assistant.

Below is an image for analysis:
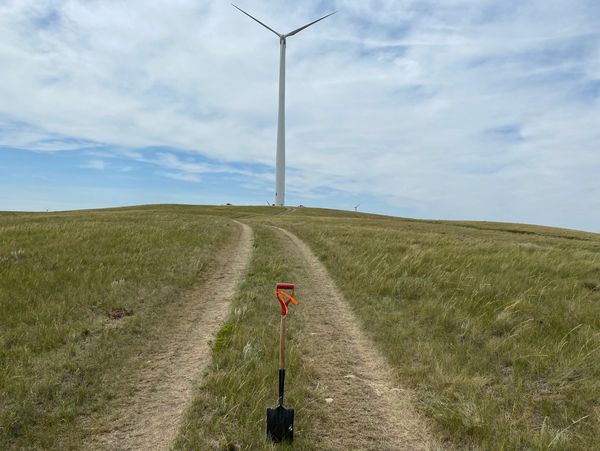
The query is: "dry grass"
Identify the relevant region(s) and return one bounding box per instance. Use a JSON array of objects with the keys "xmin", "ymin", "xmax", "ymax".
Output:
[
  {"xmin": 3, "ymin": 204, "xmax": 599, "ymax": 449},
  {"xmin": 272, "ymin": 212, "xmax": 600, "ymax": 449},
  {"xmin": 0, "ymin": 208, "xmax": 232, "ymax": 449}
]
